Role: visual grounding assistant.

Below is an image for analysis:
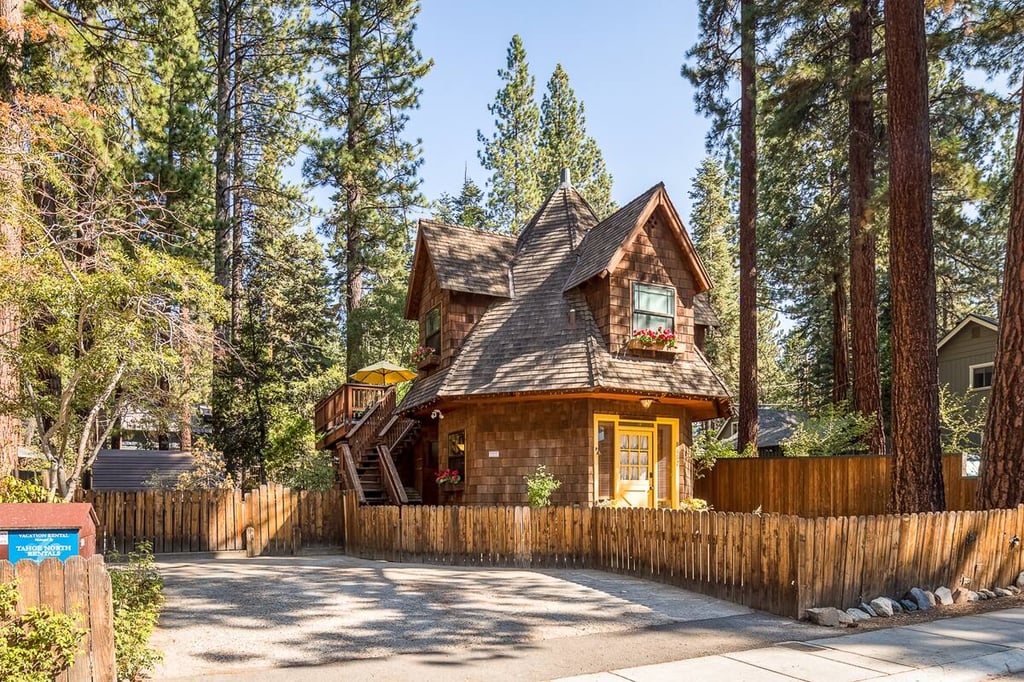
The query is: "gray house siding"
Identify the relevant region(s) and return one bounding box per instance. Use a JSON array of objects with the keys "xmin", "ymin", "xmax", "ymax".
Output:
[{"xmin": 937, "ymin": 320, "xmax": 996, "ymax": 446}]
